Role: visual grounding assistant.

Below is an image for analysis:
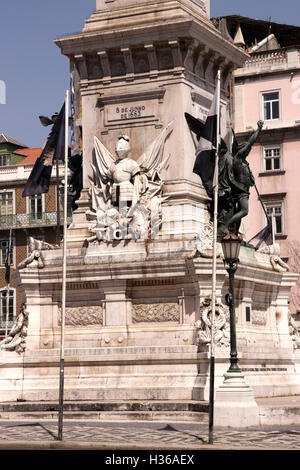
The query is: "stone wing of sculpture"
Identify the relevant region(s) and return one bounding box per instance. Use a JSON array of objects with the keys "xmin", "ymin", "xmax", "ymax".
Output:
[
  {"xmin": 93, "ymin": 136, "xmax": 115, "ymax": 181},
  {"xmin": 92, "ymin": 136, "xmax": 116, "ymax": 199},
  {"xmin": 137, "ymin": 122, "xmax": 173, "ymax": 180}
]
